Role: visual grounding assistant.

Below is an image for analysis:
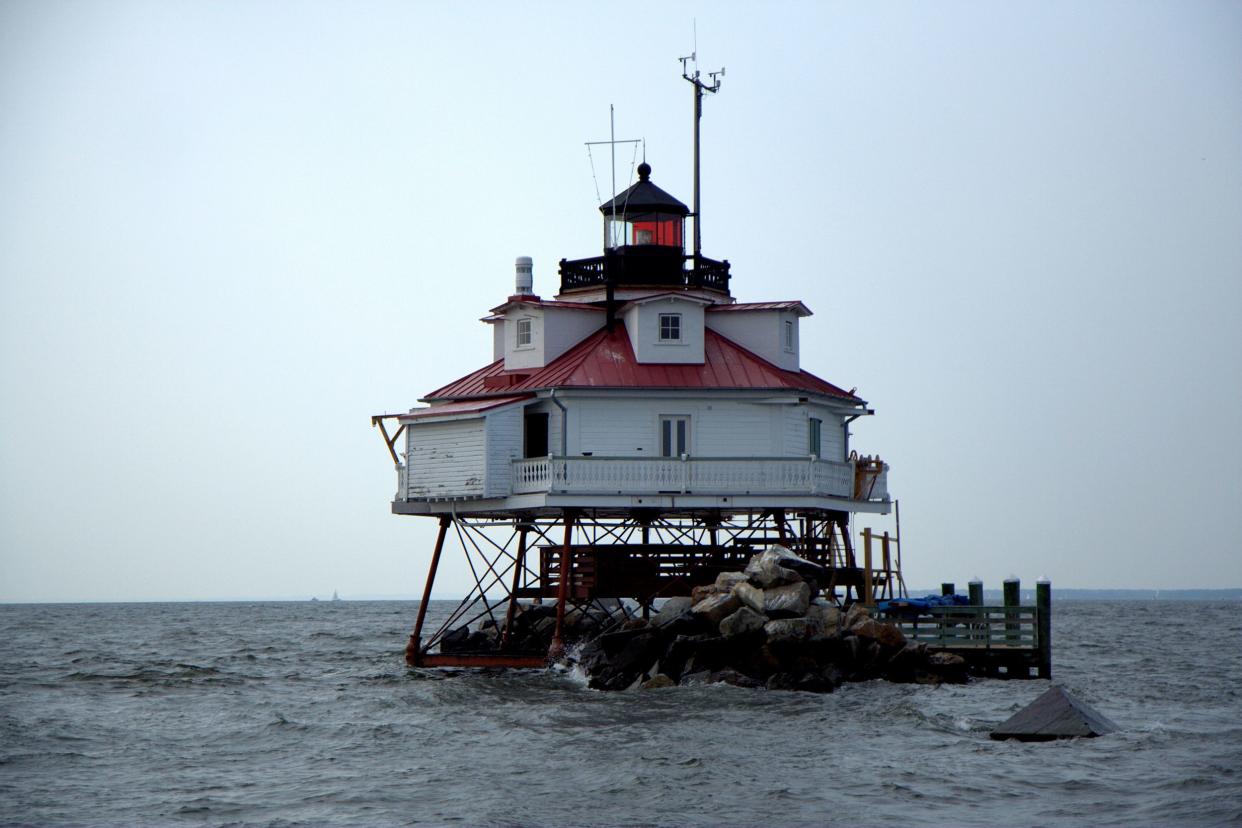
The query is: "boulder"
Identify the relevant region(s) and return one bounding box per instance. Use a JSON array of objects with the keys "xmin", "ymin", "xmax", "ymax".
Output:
[
  {"xmin": 766, "ymin": 672, "xmax": 799, "ymax": 691},
  {"xmin": 640, "ymin": 674, "xmax": 675, "ymax": 690},
  {"xmin": 578, "ymin": 627, "xmax": 666, "ymax": 691},
  {"xmin": 719, "ymin": 606, "xmax": 767, "ymax": 639},
  {"xmin": 763, "ymin": 582, "xmax": 812, "ymax": 618},
  {"xmin": 990, "ymin": 686, "xmax": 1118, "ymax": 741},
  {"xmin": 707, "ymin": 668, "xmax": 763, "ymax": 689},
  {"xmin": 768, "ymin": 549, "xmax": 829, "ymax": 585},
  {"xmin": 691, "ymin": 583, "xmax": 722, "ymax": 604},
  {"xmin": 660, "ymin": 634, "xmax": 726, "ymax": 681},
  {"xmin": 650, "ymin": 596, "xmax": 694, "ymax": 627},
  {"xmin": 744, "ymin": 548, "xmax": 802, "ymax": 588},
  {"xmin": 732, "ymin": 582, "xmax": 766, "ymax": 615},
  {"xmin": 926, "ymin": 651, "xmax": 968, "ymax": 684},
  {"xmin": 679, "ymin": 670, "xmax": 712, "ymax": 686},
  {"xmin": 843, "ymin": 603, "xmax": 871, "ymax": 631},
  {"xmin": 851, "ymin": 617, "xmax": 906, "ymax": 650},
  {"xmin": 764, "ymin": 617, "xmax": 818, "ymax": 643},
  {"xmin": 806, "ymin": 603, "xmax": 843, "ymax": 637},
  {"xmin": 714, "ymin": 571, "xmax": 748, "ymax": 592},
  {"xmin": 691, "ymin": 592, "xmax": 741, "ymax": 626},
  {"xmin": 439, "ymin": 625, "xmax": 471, "ymax": 652}
]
